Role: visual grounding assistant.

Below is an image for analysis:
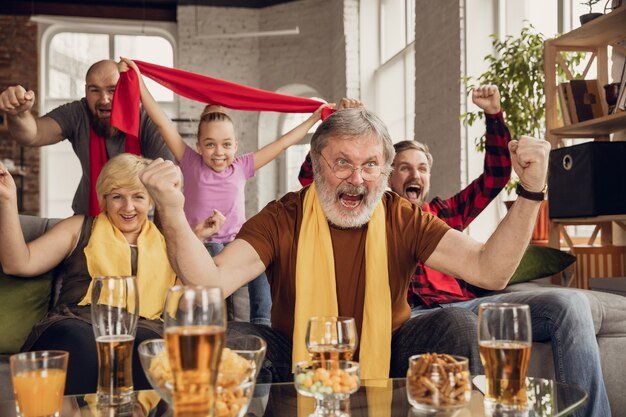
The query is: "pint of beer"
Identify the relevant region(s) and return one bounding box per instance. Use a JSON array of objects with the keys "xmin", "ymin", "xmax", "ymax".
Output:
[
  {"xmin": 164, "ymin": 286, "xmax": 226, "ymax": 417},
  {"xmin": 91, "ymin": 276, "xmax": 139, "ymax": 406},
  {"xmin": 478, "ymin": 303, "xmax": 532, "ymax": 414}
]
